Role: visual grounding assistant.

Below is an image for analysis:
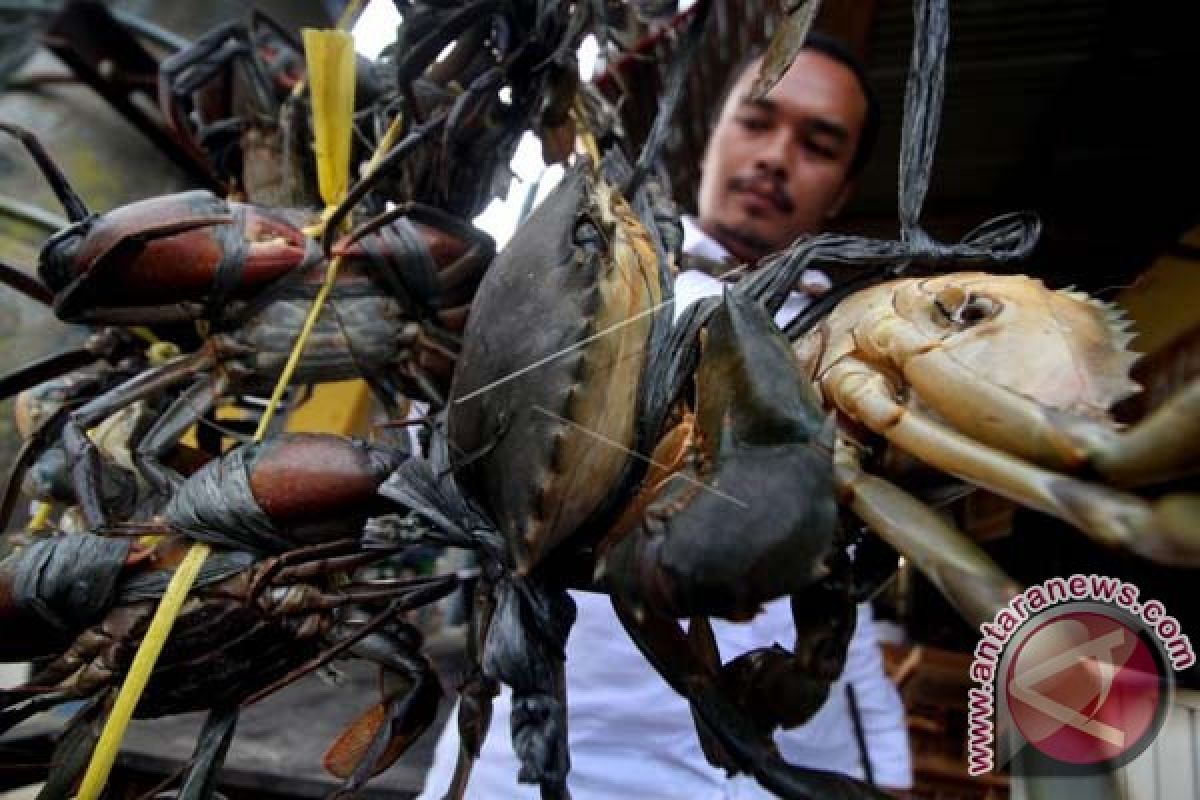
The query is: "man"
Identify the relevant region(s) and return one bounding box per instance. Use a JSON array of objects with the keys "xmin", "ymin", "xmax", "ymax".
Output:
[
  {"xmin": 692, "ymin": 35, "xmax": 875, "ymax": 265},
  {"xmin": 419, "ymin": 33, "xmax": 911, "ymax": 798}
]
